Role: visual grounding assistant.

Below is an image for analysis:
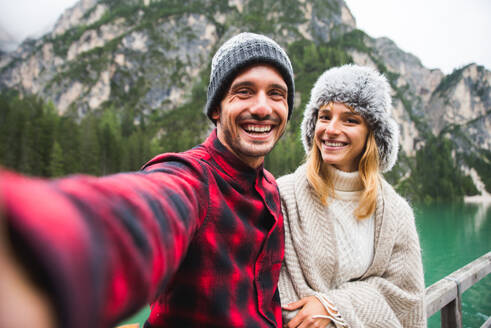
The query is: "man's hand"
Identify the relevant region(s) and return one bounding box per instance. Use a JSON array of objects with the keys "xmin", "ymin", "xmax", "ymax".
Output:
[
  {"xmin": 0, "ymin": 199, "xmax": 56, "ymax": 328},
  {"xmin": 282, "ymin": 295, "xmax": 331, "ymax": 328}
]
